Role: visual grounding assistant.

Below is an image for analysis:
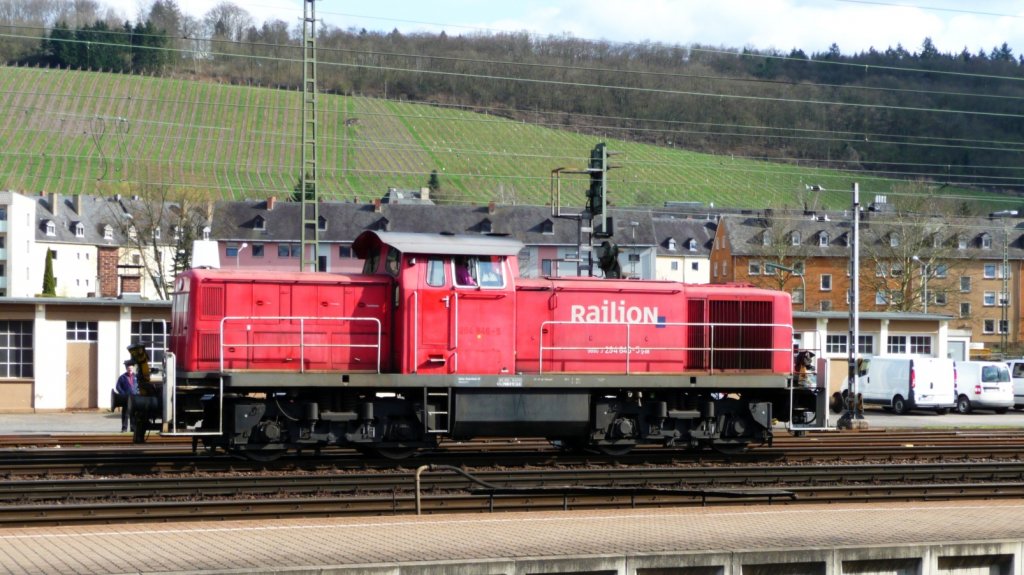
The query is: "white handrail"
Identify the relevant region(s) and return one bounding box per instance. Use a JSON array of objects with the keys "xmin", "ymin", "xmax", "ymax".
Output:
[
  {"xmin": 537, "ymin": 320, "xmax": 793, "ymax": 374},
  {"xmin": 218, "ymin": 316, "xmax": 383, "ymax": 373}
]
